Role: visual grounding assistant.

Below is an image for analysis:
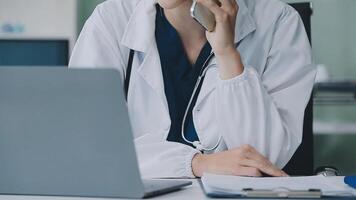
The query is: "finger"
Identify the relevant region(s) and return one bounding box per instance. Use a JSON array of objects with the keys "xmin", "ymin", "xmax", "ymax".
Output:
[
  {"xmin": 245, "ymin": 147, "xmax": 288, "ymax": 177},
  {"xmin": 239, "ymin": 145, "xmax": 288, "ymax": 177},
  {"xmin": 232, "ymin": 166, "xmax": 263, "ymax": 177},
  {"xmin": 242, "ymin": 145, "xmax": 274, "ymax": 167},
  {"xmin": 212, "ymin": 0, "xmax": 222, "ymax": 7},
  {"xmin": 198, "ymin": 0, "xmax": 224, "ymax": 14},
  {"xmin": 220, "ymin": 0, "xmax": 237, "ymax": 7},
  {"xmin": 242, "ymin": 157, "xmax": 287, "ymax": 177},
  {"xmin": 240, "ymin": 158, "xmax": 287, "ymax": 177},
  {"xmin": 221, "ymin": 0, "xmax": 238, "ymax": 15},
  {"xmin": 198, "ymin": 0, "xmax": 227, "ymax": 22}
]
